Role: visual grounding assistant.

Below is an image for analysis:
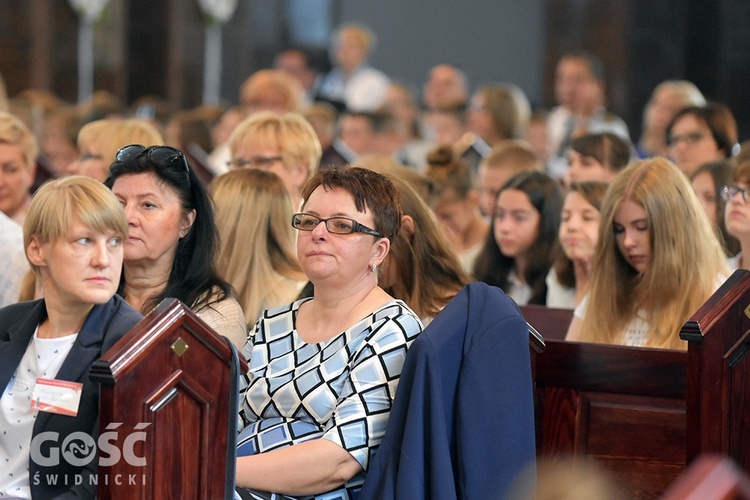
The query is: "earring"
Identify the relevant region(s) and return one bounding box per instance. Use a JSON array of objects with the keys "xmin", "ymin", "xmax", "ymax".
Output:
[{"xmin": 371, "ymin": 264, "xmax": 377, "ymax": 272}]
